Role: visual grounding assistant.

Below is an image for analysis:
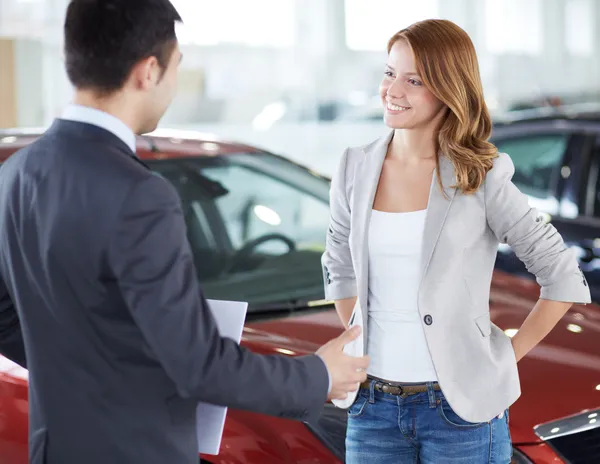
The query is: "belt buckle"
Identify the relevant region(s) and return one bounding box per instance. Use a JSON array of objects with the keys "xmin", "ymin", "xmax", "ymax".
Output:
[{"xmin": 380, "ymin": 382, "xmax": 403, "ymax": 396}]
